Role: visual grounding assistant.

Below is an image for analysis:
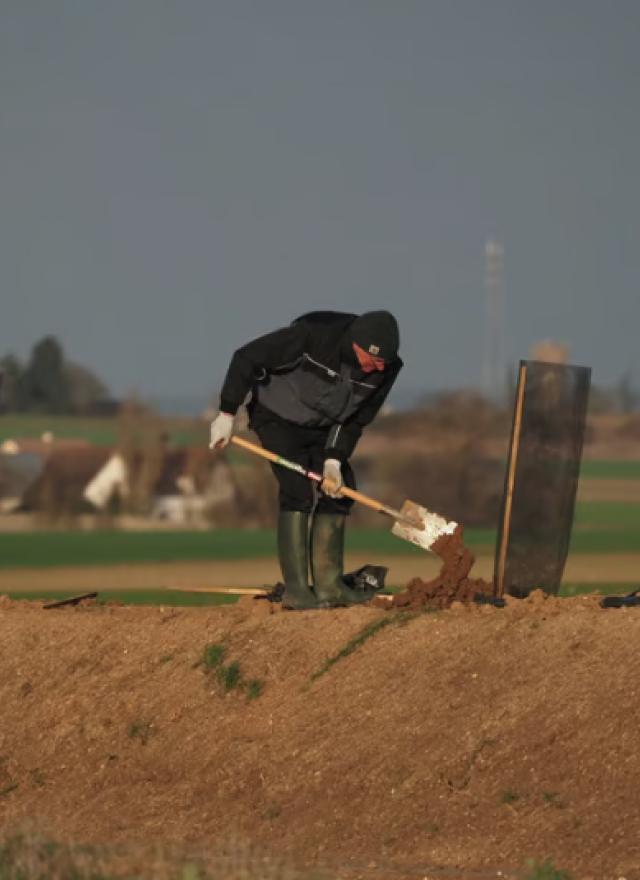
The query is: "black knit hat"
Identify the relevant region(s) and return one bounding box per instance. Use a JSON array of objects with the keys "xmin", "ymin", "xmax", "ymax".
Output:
[{"xmin": 348, "ymin": 311, "xmax": 400, "ymax": 361}]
